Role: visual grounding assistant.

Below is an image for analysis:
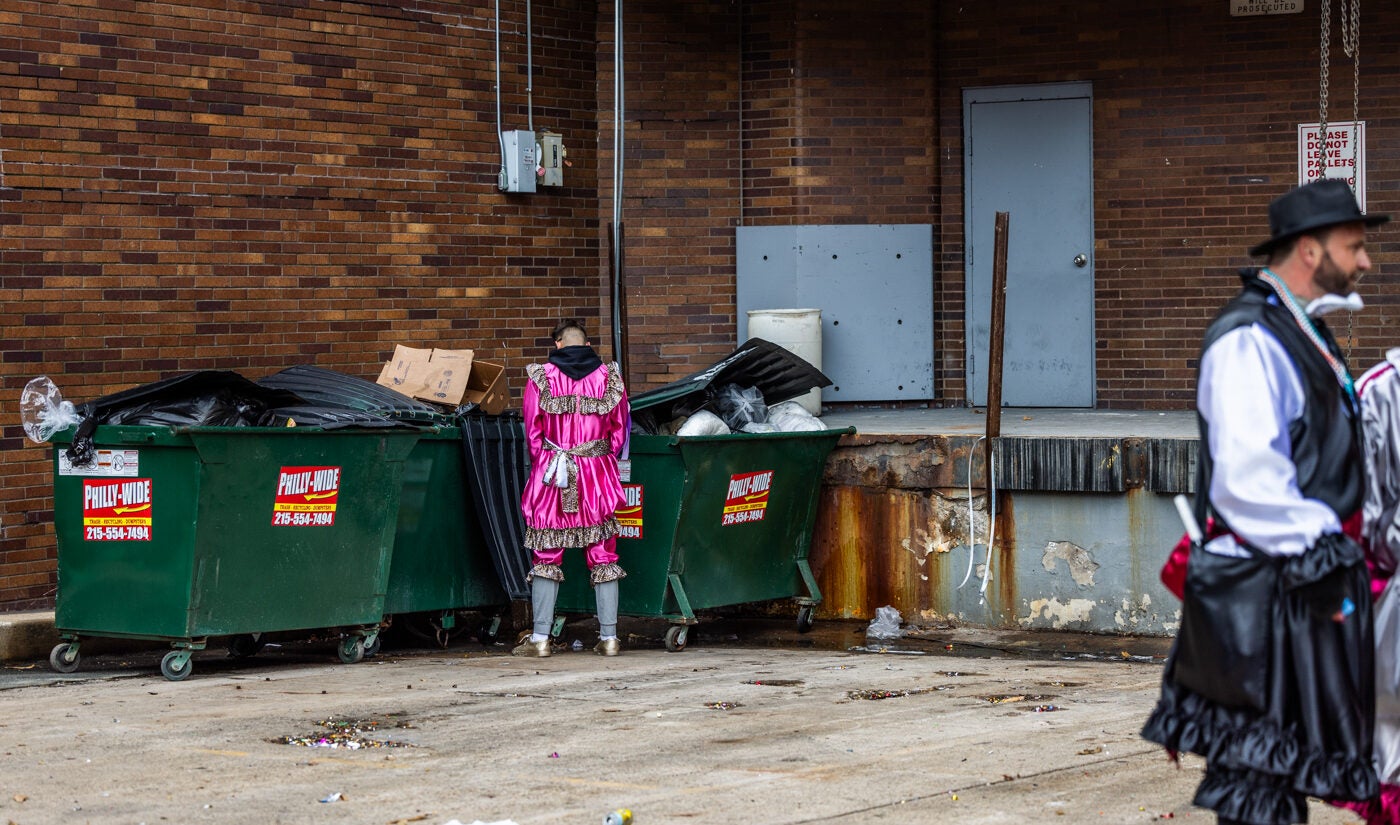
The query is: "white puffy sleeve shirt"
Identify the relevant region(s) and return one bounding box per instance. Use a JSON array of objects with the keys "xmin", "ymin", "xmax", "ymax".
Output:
[{"xmin": 1198, "ymin": 311, "xmax": 1349, "ymax": 557}]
